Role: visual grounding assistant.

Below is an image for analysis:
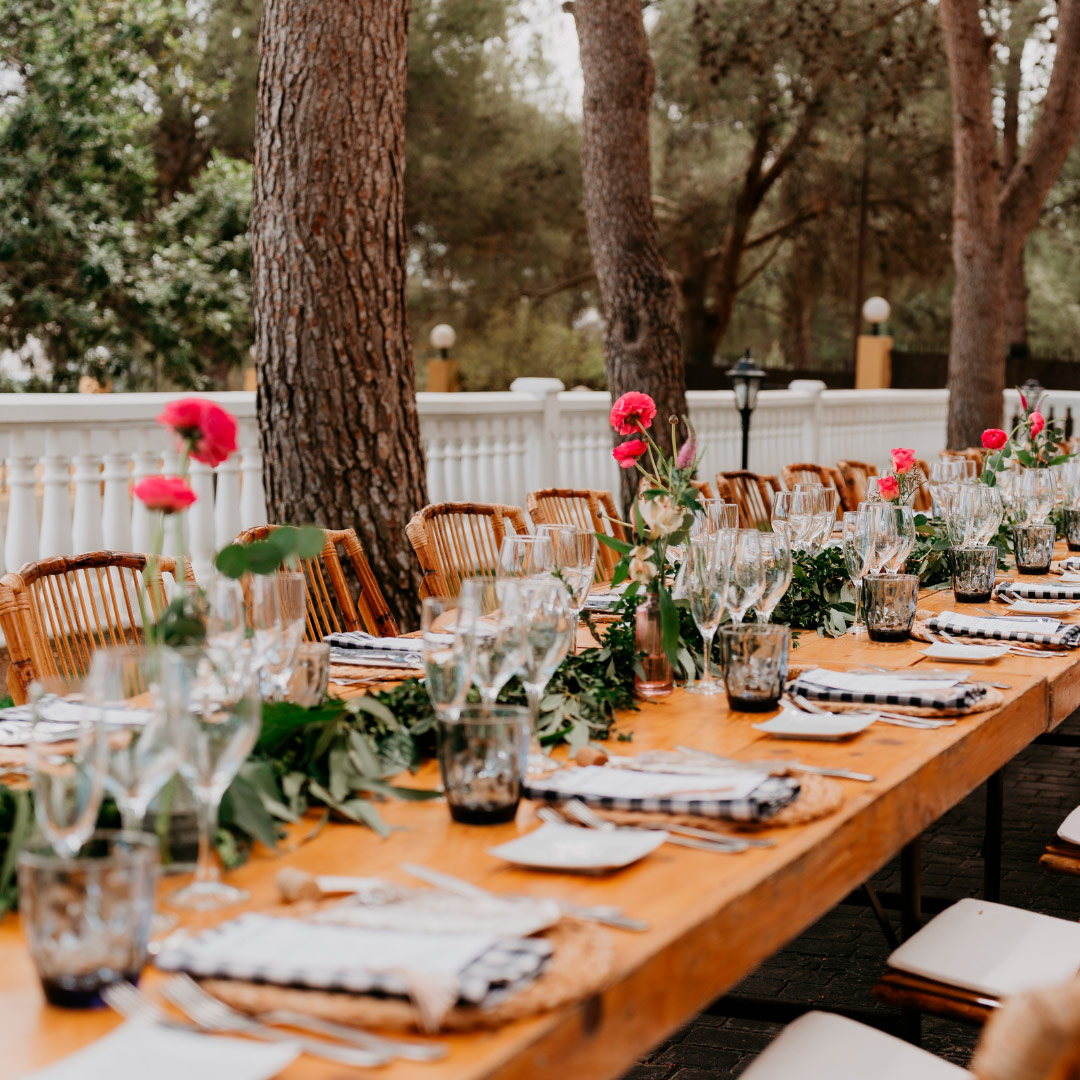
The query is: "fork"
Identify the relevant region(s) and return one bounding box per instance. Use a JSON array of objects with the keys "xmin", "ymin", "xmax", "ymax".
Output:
[
  {"xmin": 160, "ymin": 975, "xmax": 392, "ymax": 1066},
  {"xmin": 543, "ymin": 803, "xmax": 750, "ymax": 854},
  {"xmin": 786, "ymin": 692, "xmax": 952, "ymax": 730},
  {"xmin": 256, "ymin": 1008, "xmax": 446, "ymax": 1062}
]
